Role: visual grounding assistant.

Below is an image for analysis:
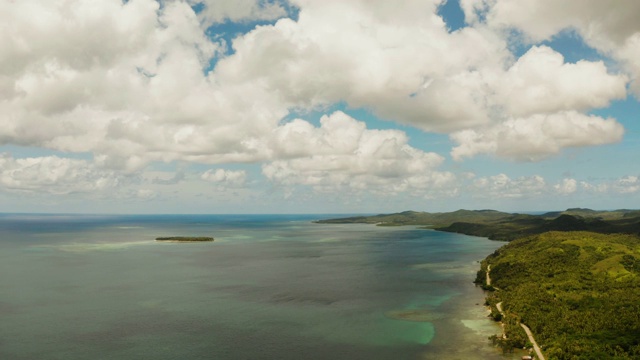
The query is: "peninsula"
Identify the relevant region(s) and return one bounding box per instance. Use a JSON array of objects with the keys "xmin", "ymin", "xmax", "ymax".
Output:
[
  {"xmin": 155, "ymin": 236, "xmax": 214, "ymax": 242},
  {"xmin": 477, "ymin": 231, "xmax": 640, "ymax": 359},
  {"xmin": 319, "ymin": 208, "xmax": 640, "ymax": 359}
]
